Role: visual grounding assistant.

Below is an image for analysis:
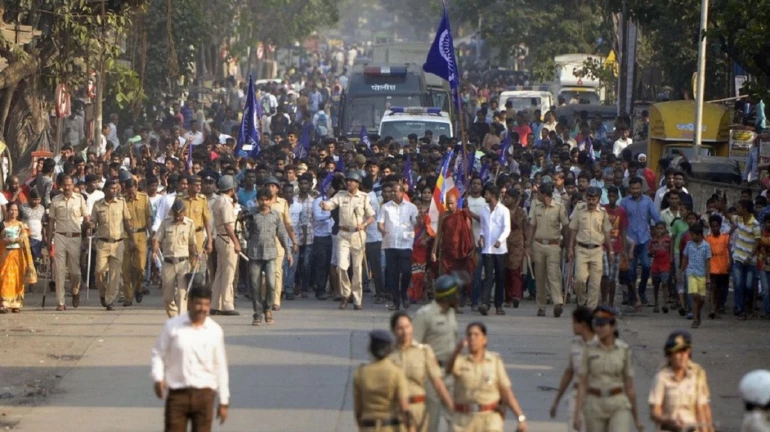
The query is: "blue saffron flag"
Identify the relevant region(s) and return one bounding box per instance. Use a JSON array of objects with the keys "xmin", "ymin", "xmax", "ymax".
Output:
[
  {"xmin": 403, "ymin": 155, "xmax": 413, "ymax": 191},
  {"xmin": 423, "ymin": 4, "xmax": 461, "ymax": 111},
  {"xmin": 294, "ymin": 122, "xmax": 312, "ymax": 160},
  {"xmin": 235, "ymin": 75, "xmax": 261, "ymax": 158},
  {"xmin": 360, "ymin": 125, "xmax": 371, "ymax": 150}
]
